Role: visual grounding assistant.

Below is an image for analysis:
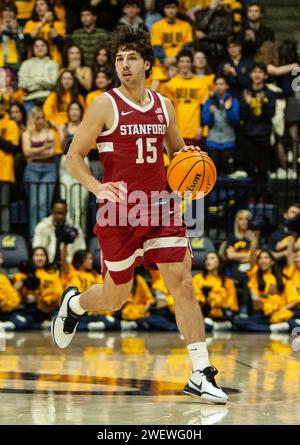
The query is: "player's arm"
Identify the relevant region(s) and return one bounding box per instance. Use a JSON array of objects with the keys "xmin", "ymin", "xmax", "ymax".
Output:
[
  {"xmin": 65, "ymin": 95, "xmax": 126, "ymax": 202},
  {"xmin": 162, "ymin": 97, "xmax": 203, "ymax": 160}
]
